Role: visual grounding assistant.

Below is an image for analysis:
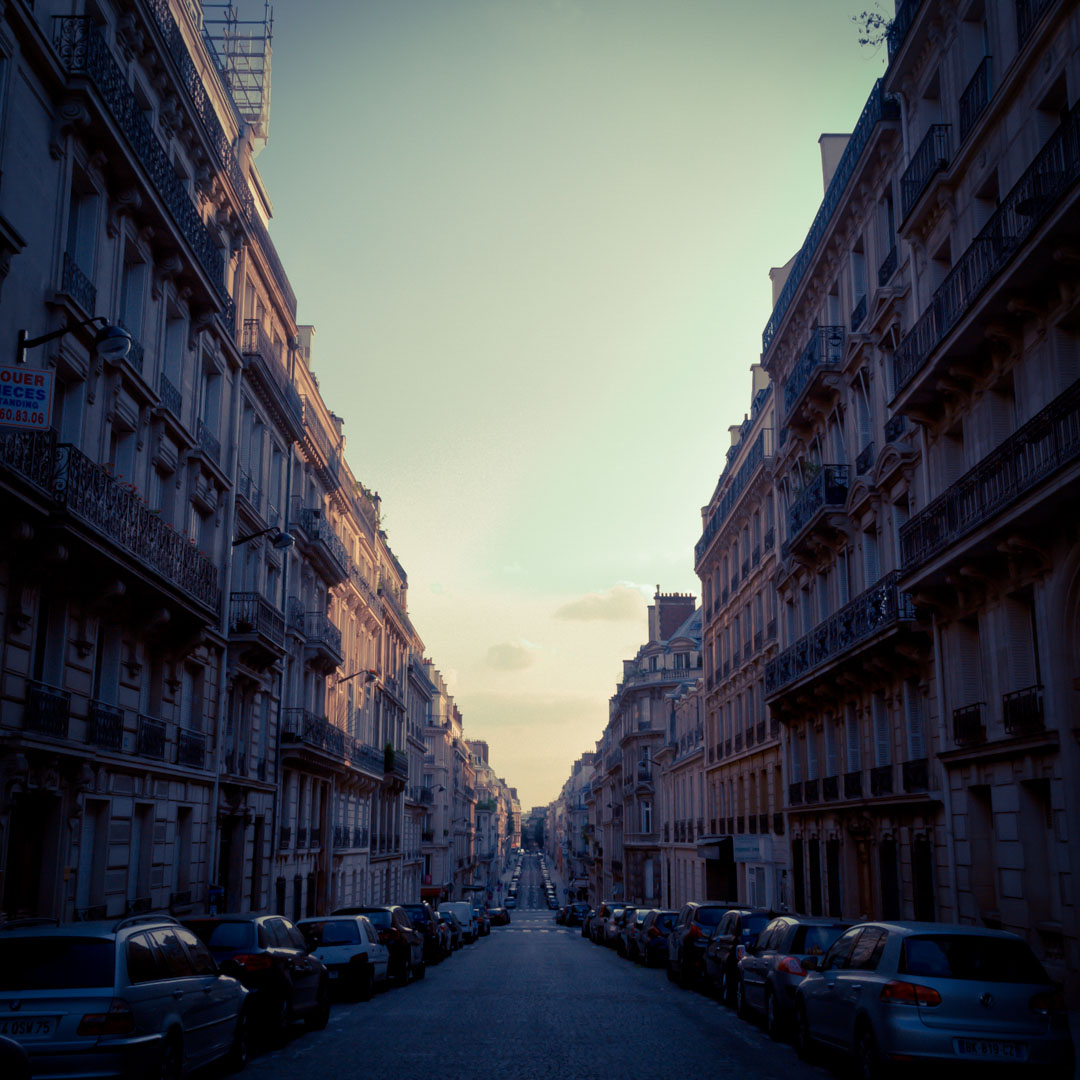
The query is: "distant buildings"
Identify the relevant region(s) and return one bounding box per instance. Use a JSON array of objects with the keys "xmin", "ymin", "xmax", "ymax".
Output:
[{"xmin": 546, "ymin": 0, "xmax": 1080, "ymax": 999}]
